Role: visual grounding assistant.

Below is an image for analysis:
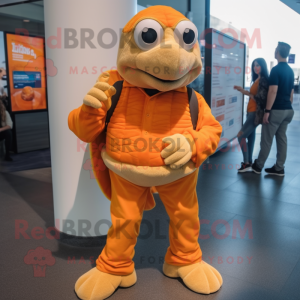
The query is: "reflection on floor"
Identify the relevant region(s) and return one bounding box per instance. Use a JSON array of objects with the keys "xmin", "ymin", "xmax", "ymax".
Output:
[{"xmin": 1, "ymin": 98, "xmax": 300, "ymax": 300}]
